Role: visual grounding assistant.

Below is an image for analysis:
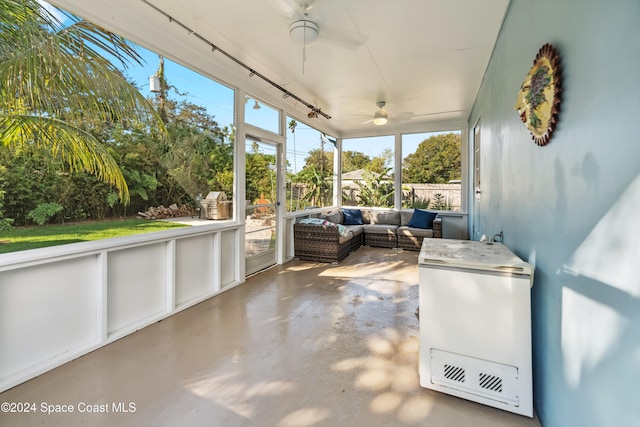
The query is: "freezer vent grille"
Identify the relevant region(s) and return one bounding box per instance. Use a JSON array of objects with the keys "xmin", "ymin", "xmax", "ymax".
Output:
[
  {"xmin": 428, "ymin": 349, "xmax": 520, "ymax": 407},
  {"xmin": 479, "ymin": 372, "xmax": 503, "ymax": 393},
  {"xmin": 443, "ymin": 364, "xmax": 465, "ymax": 383}
]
